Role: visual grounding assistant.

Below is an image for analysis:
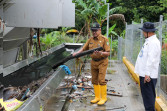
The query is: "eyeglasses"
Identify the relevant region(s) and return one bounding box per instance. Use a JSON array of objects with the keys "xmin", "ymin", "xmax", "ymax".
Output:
[{"xmin": 91, "ymin": 30, "xmax": 99, "ymax": 32}]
